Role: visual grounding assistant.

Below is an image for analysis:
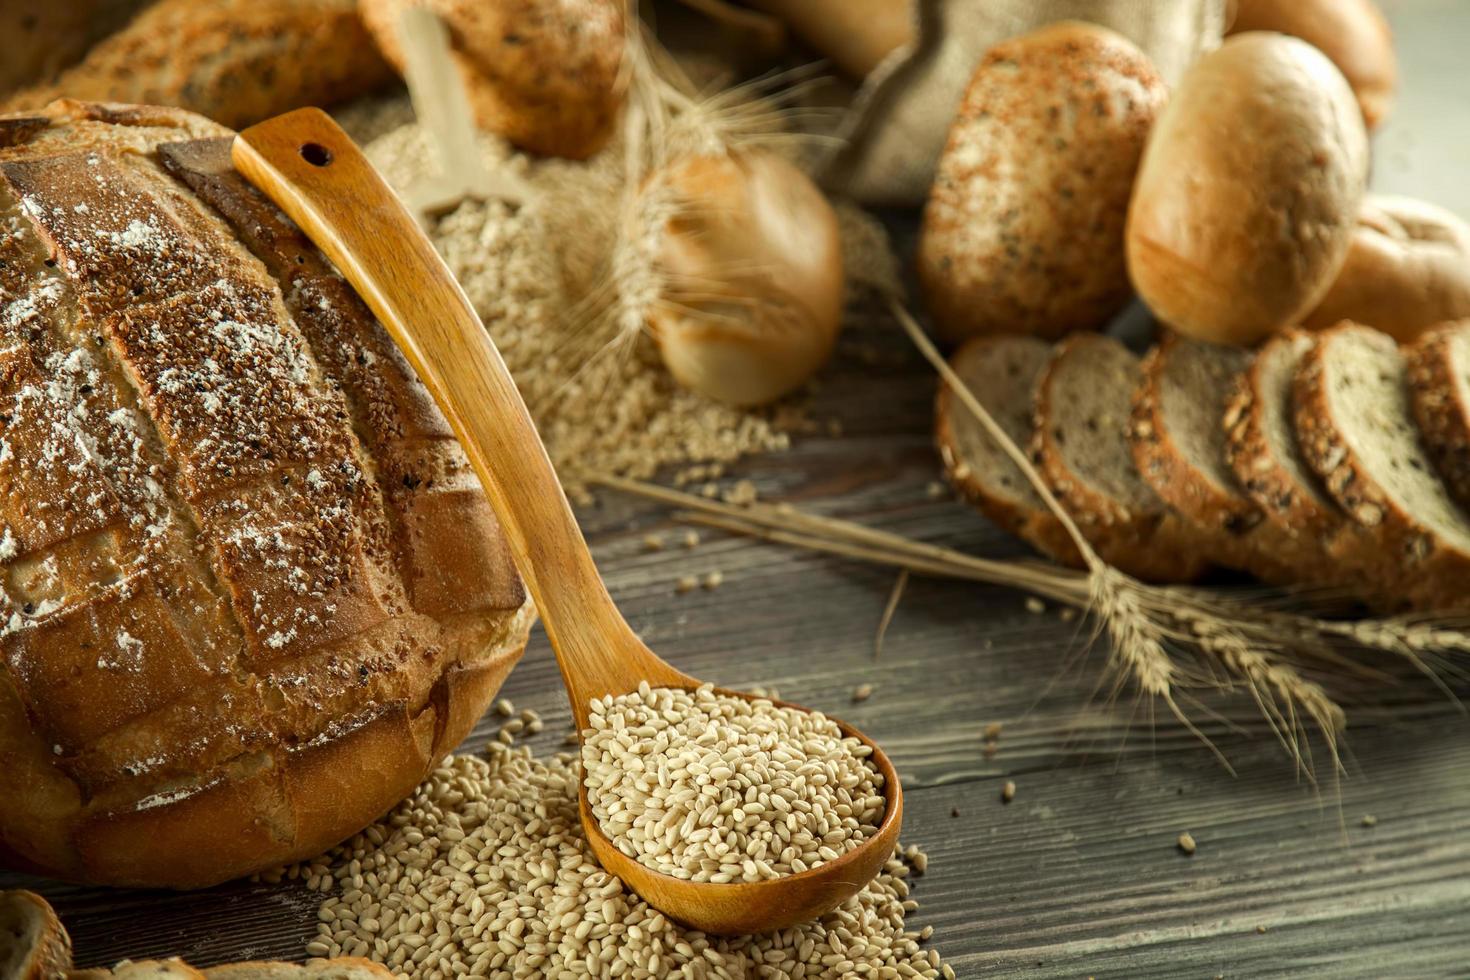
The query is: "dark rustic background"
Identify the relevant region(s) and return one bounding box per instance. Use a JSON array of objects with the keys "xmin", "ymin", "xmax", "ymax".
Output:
[{"xmin": 6, "ymin": 1, "xmax": 1469, "ymax": 976}]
